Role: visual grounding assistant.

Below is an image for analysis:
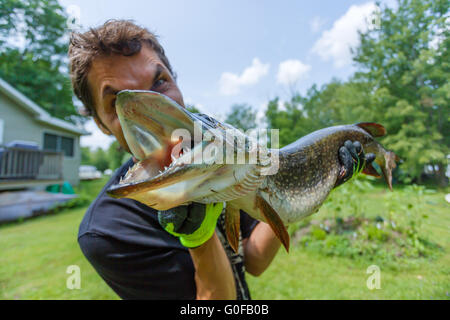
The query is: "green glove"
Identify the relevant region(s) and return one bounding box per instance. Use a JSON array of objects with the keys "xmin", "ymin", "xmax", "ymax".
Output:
[
  {"xmin": 335, "ymin": 140, "xmax": 376, "ymax": 188},
  {"xmin": 158, "ymin": 202, "xmax": 224, "ymax": 248}
]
